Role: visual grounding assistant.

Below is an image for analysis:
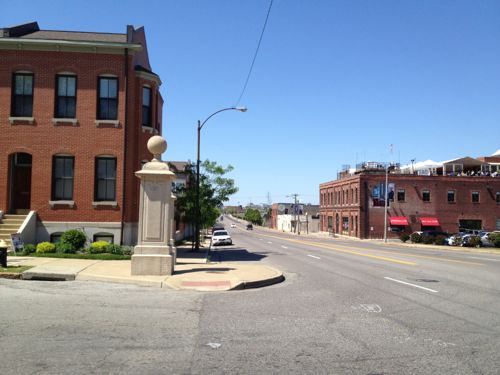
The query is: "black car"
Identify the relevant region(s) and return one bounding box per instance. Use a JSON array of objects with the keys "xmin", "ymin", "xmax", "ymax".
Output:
[
  {"xmin": 422, "ymin": 230, "xmax": 449, "ymax": 237},
  {"xmin": 246, "ymin": 223, "xmax": 253, "ymax": 230},
  {"xmin": 212, "ymin": 224, "xmax": 225, "ymax": 232}
]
